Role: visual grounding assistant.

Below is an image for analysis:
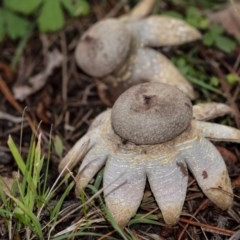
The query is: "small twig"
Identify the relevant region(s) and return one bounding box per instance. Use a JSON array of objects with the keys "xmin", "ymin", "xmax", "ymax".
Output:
[
  {"xmin": 178, "ymin": 199, "xmax": 210, "ymax": 240},
  {"xmin": 0, "ymin": 75, "xmax": 37, "ymax": 135},
  {"xmin": 1, "ymin": 122, "xmax": 29, "ymax": 137},
  {"xmin": 0, "ymin": 62, "xmax": 13, "ymax": 81},
  {"xmin": 179, "ymin": 218, "xmax": 236, "ymax": 236},
  {"xmin": 60, "ymin": 31, "xmax": 70, "ymax": 137},
  {"xmin": 105, "ymin": 0, "xmax": 127, "ymax": 18},
  {"xmin": 60, "ymin": 31, "xmax": 68, "ymax": 103},
  {"xmin": 40, "ymin": 34, "xmax": 50, "ymax": 65},
  {"xmin": 233, "ymin": 54, "xmax": 240, "ymax": 72},
  {"xmin": 11, "ymin": 23, "xmax": 35, "ymax": 70},
  {"xmin": 97, "ymin": 230, "xmax": 116, "ymax": 240},
  {"xmin": 228, "ymin": 229, "xmax": 240, "ymax": 240},
  {"xmin": 0, "ymin": 110, "xmax": 24, "ymax": 123},
  {"xmin": 207, "ymin": 59, "xmax": 240, "ymax": 128},
  {"xmin": 69, "ymin": 109, "xmax": 93, "ymax": 141}
]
